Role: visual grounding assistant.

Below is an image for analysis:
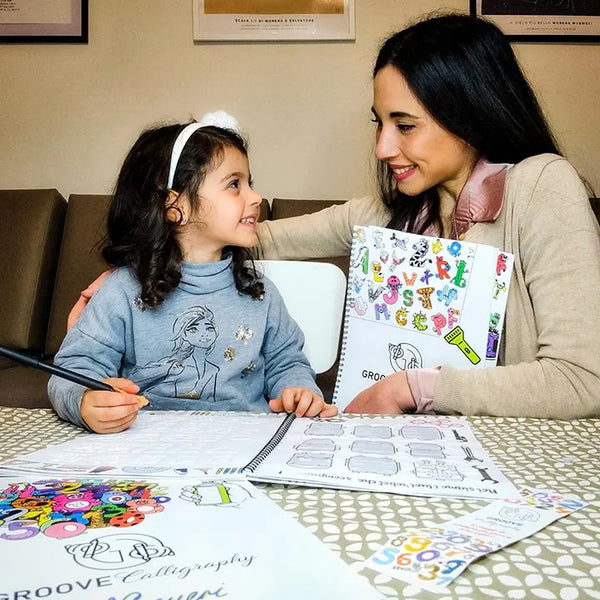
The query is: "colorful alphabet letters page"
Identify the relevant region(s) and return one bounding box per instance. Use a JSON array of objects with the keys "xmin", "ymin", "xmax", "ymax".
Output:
[
  {"xmin": 333, "ymin": 225, "xmax": 514, "ymax": 410},
  {"xmin": 0, "ymin": 476, "xmax": 382, "ymax": 600}
]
